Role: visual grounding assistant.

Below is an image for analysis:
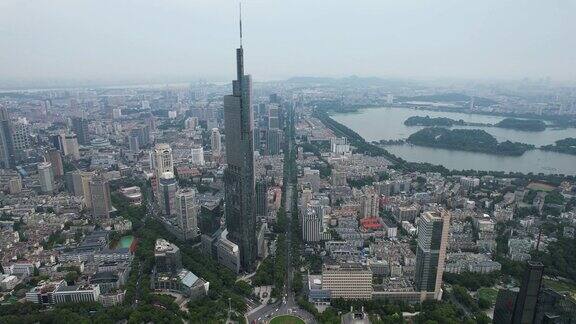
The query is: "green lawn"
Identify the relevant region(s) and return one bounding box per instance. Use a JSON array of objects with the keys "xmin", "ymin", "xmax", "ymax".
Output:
[
  {"xmin": 477, "ymin": 288, "xmax": 498, "ymax": 304},
  {"xmin": 269, "ymin": 315, "xmax": 305, "ymax": 324}
]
